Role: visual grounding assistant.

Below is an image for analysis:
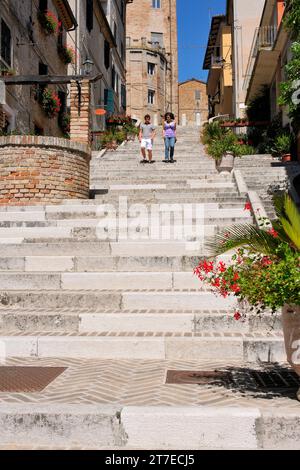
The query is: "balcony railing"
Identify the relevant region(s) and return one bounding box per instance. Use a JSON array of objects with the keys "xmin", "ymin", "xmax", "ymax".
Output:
[
  {"xmin": 243, "ymin": 25, "xmax": 278, "ymax": 91},
  {"xmin": 126, "ymin": 37, "xmax": 166, "ymax": 55}
]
